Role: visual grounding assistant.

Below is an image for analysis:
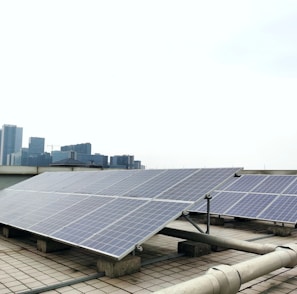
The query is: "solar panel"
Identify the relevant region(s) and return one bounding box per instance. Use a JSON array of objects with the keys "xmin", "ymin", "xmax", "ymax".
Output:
[
  {"xmin": 251, "ymin": 175, "xmax": 297, "ymax": 194},
  {"xmin": 80, "ymin": 200, "xmax": 190, "ymax": 259},
  {"xmin": 257, "ymin": 195, "xmax": 297, "ymax": 223},
  {"xmin": 187, "ymin": 173, "xmax": 297, "ymax": 224},
  {"xmin": 224, "ymin": 193, "xmax": 278, "ymax": 219},
  {"xmin": 223, "ymin": 174, "xmax": 267, "ymax": 192},
  {"xmin": 157, "ymin": 168, "xmax": 240, "ymax": 201},
  {"xmin": 213, "ymin": 175, "xmax": 240, "ymax": 191},
  {"xmin": 75, "ymin": 171, "xmax": 118, "ymax": 194},
  {"xmin": 3, "ymin": 193, "xmax": 86, "ymax": 227},
  {"xmin": 282, "ymin": 178, "xmax": 297, "ymax": 195},
  {"xmin": 123, "ymin": 169, "xmax": 197, "ymax": 198},
  {"xmin": 191, "ymin": 191, "xmax": 247, "ymax": 215},
  {"xmin": 0, "ymin": 191, "xmax": 61, "ymax": 224},
  {"xmin": 93, "ymin": 170, "xmax": 139, "ymax": 194},
  {"xmin": 50, "ymin": 198, "xmax": 148, "ymax": 244},
  {"xmin": 12, "ymin": 172, "xmax": 74, "ymax": 191},
  {"xmin": 54, "ymin": 171, "xmax": 104, "ymax": 193},
  {"xmin": 98, "ymin": 169, "xmax": 165, "ymax": 196},
  {"xmin": 14, "ymin": 195, "xmax": 112, "ymax": 231},
  {"xmin": 0, "ymin": 168, "xmax": 241, "ymax": 260}
]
